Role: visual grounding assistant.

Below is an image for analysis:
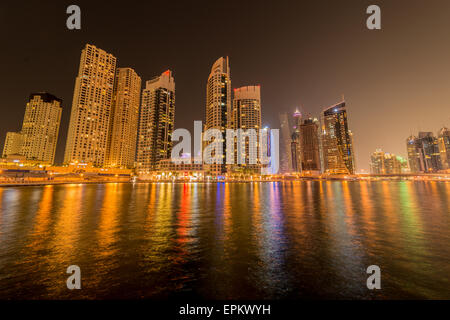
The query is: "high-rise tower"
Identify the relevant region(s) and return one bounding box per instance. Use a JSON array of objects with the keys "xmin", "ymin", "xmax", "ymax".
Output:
[
  {"xmin": 136, "ymin": 70, "xmax": 175, "ymax": 174},
  {"xmin": 299, "ymin": 118, "xmax": 321, "ymax": 172},
  {"xmin": 438, "ymin": 127, "xmax": 450, "ymax": 170},
  {"xmin": 106, "ymin": 68, "xmax": 142, "ymax": 168},
  {"xmin": 64, "ymin": 44, "xmax": 117, "ymax": 166},
  {"xmin": 3, "ymin": 93, "xmax": 62, "ymax": 164},
  {"xmin": 205, "ymin": 57, "xmax": 231, "ymax": 175},
  {"xmin": 231, "ymin": 85, "xmax": 261, "ymax": 171},
  {"xmin": 321, "ymin": 101, "xmax": 355, "ymax": 174}
]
